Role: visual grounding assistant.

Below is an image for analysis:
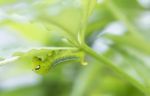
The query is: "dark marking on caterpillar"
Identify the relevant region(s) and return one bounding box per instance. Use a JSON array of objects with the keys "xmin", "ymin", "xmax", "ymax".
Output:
[{"xmin": 52, "ymin": 56, "xmax": 79, "ymax": 67}]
